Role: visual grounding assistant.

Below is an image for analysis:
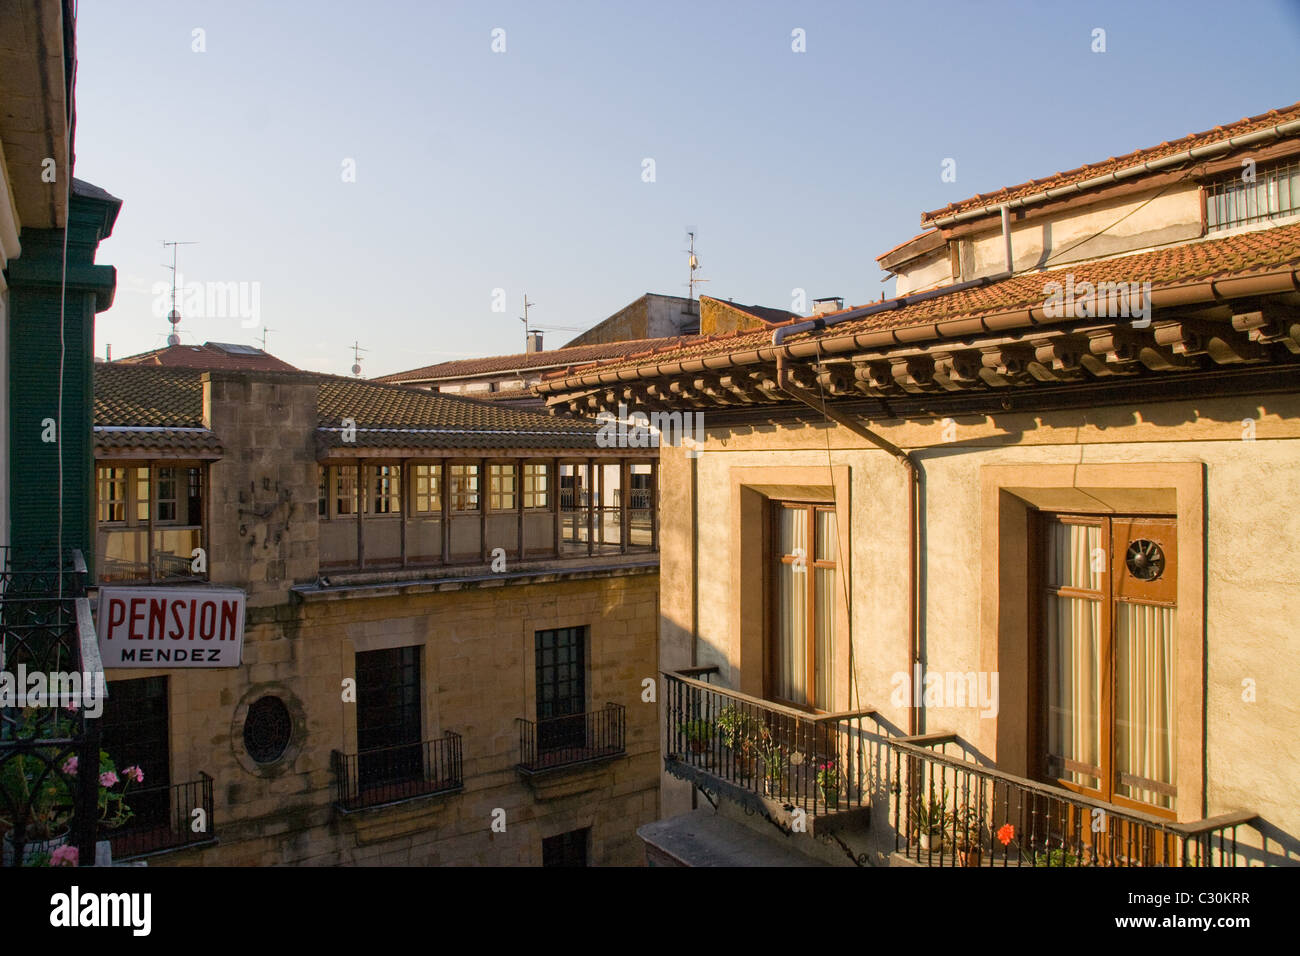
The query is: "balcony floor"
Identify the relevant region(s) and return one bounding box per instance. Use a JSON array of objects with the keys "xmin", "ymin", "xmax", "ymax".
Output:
[{"xmin": 639, "ymin": 810, "xmax": 832, "ymax": 867}]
